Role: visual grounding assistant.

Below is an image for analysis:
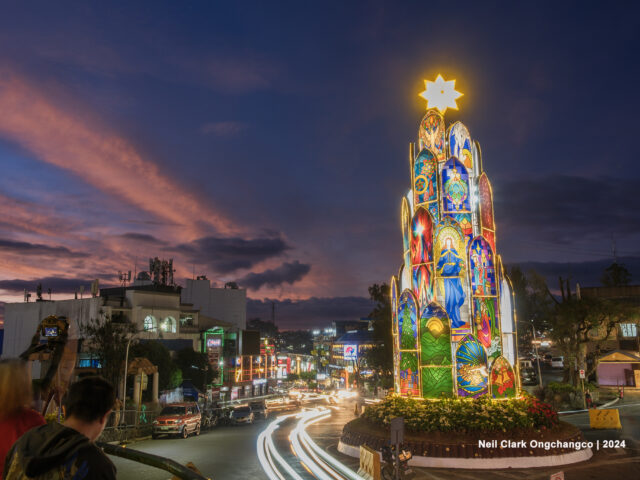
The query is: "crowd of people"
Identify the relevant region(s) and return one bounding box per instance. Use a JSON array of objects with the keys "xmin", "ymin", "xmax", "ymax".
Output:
[{"xmin": 0, "ymin": 359, "xmax": 117, "ymax": 479}]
